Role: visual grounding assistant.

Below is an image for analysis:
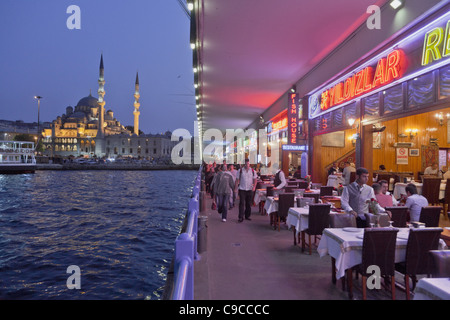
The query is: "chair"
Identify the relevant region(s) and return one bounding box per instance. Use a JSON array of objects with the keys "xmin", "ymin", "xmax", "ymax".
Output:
[
  {"xmin": 298, "ymin": 181, "xmax": 309, "ymax": 189},
  {"xmin": 429, "ymin": 250, "xmax": 450, "ymax": 278},
  {"xmin": 320, "ymin": 186, "xmax": 334, "ymax": 197},
  {"xmin": 422, "ymin": 178, "xmax": 441, "ymax": 205},
  {"xmin": 349, "ymin": 228, "xmax": 399, "ymax": 300},
  {"xmin": 274, "ymin": 193, "xmax": 295, "ymax": 231},
  {"xmin": 395, "ymin": 228, "xmax": 443, "ymax": 299},
  {"xmin": 385, "ymin": 206, "xmax": 408, "ymax": 227},
  {"xmin": 287, "ymin": 181, "xmax": 298, "ymax": 186},
  {"xmin": 350, "ymin": 171, "xmax": 356, "ymax": 184},
  {"xmin": 301, "ymin": 204, "xmax": 331, "ymax": 255},
  {"xmin": 284, "ymin": 186, "xmax": 295, "ymax": 193},
  {"xmin": 439, "ymin": 179, "xmax": 450, "ymax": 220},
  {"xmin": 297, "ymin": 197, "xmax": 314, "ymax": 208},
  {"xmin": 266, "ymin": 186, "xmax": 274, "ymax": 197},
  {"xmin": 364, "ymin": 213, "xmax": 390, "ymax": 227},
  {"xmin": 303, "ymin": 193, "xmax": 319, "ymax": 203},
  {"xmin": 329, "ymin": 213, "xmax": 356, "ymax": 228},
  {"xmin": 419, "ymin": 206, "xmax": 442, "ymax": 227}
]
